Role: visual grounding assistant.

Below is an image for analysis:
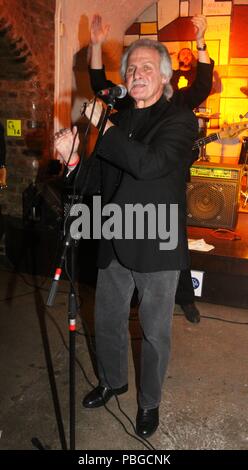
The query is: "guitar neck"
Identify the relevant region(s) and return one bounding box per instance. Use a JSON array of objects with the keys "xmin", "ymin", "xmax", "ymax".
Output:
[{"xmin": 192, "ymin": 132, "xmax": 219, "ymax": 150}]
